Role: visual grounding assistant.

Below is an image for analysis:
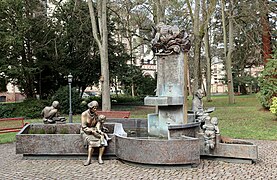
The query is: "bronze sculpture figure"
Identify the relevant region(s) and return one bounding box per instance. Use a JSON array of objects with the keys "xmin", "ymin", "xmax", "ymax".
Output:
[
  {"xmin": 97, "ymin": 114, "xmax": 112, "ymax": 144},
  {"xmin": 80, "ymin": 101, "xmax": 110, "ymax": 166},
  {"xmin": 192, "ymin": 89, "xmax": 205, "ymax": 113},
  {"xmin": 202, "ymin": 116, "xmax": 216, "ymax": 153},
  {"xmin": 41, "ymin": 101, "xmax": 66, "ymax": 124},
  {"xmin": 191, "ymin": 89, "xmax": 215, "ymax": 124}
]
